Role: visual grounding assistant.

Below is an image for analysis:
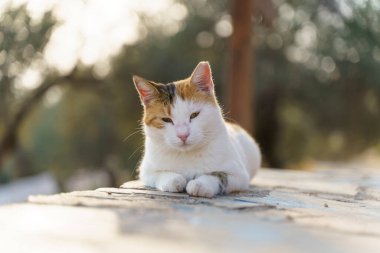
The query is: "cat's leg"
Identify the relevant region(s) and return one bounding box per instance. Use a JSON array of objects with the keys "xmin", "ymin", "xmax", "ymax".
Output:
[
  {"xmin": 186, "ymin": 169, "xmax": 250, "ymax": 197},
  {"xmin": 223, "ymin": 171, "xmax": 250, "ymax": 193},
  {"xmin": 143, "ymin": 171, "xmax": 187, "ymax": 193},
  {"xmin": 186, "ymin": 174, "xmax": 220, "ymax": 198}
]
